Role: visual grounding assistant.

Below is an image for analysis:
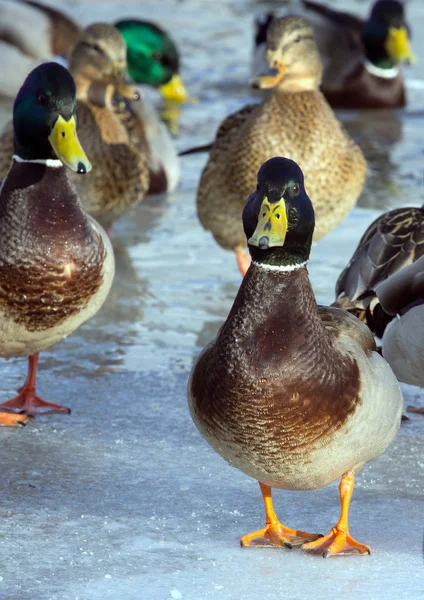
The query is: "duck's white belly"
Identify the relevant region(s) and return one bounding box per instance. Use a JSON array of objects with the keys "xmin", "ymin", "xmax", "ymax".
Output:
[
  {"xmin": 382, "ymin": 306, "xmax": 424, "ymax": 388},
  {"xmin": 0, "ymin": 218, "xmax": 115, "ymax": 358}
]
